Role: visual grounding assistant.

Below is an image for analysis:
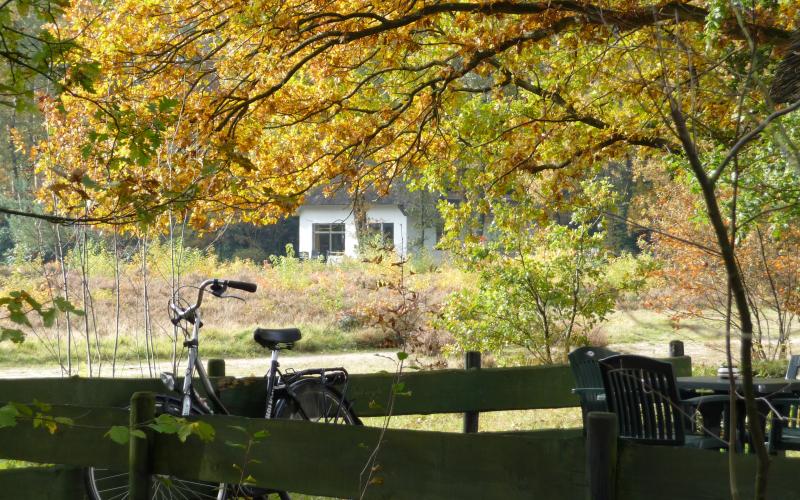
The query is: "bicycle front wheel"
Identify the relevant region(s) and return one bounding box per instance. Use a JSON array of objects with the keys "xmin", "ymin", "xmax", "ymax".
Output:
[{"xmin": 85, "ymin": 396, "xmax": 227, "ymax": 500}]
